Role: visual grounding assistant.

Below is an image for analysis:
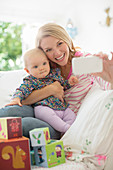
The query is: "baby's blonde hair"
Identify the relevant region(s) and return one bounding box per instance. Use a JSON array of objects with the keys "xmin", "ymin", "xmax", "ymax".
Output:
[
  {"xmin": 23, "ymin": 48, "xmax": 44, "ymax": 68},
  {"xmin": 35, "ymin": 23, "xmax": 76, "ymax": 63}
]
